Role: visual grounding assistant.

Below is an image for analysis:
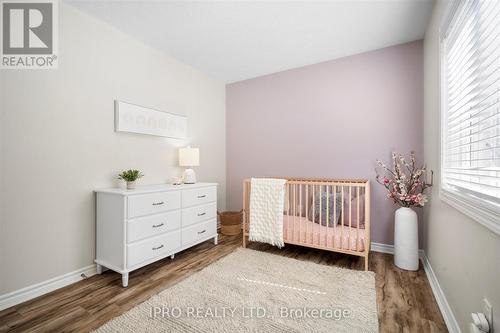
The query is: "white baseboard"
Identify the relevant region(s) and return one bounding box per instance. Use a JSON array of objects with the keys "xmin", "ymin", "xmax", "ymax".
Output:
[
  {"xmin": 0, "ymin": 264, "xmax": 97, "ymax": 311},
  {"xmin": 371, "ymin": 242, "xmax": 425, "ymax": 258},
  {"xmin": 370, "ymin": 242, "xmax": 395, "ymax": 254},
  {"xmin": 420, "ymin": 253, "xmax": 461, "ymax": 333}
]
